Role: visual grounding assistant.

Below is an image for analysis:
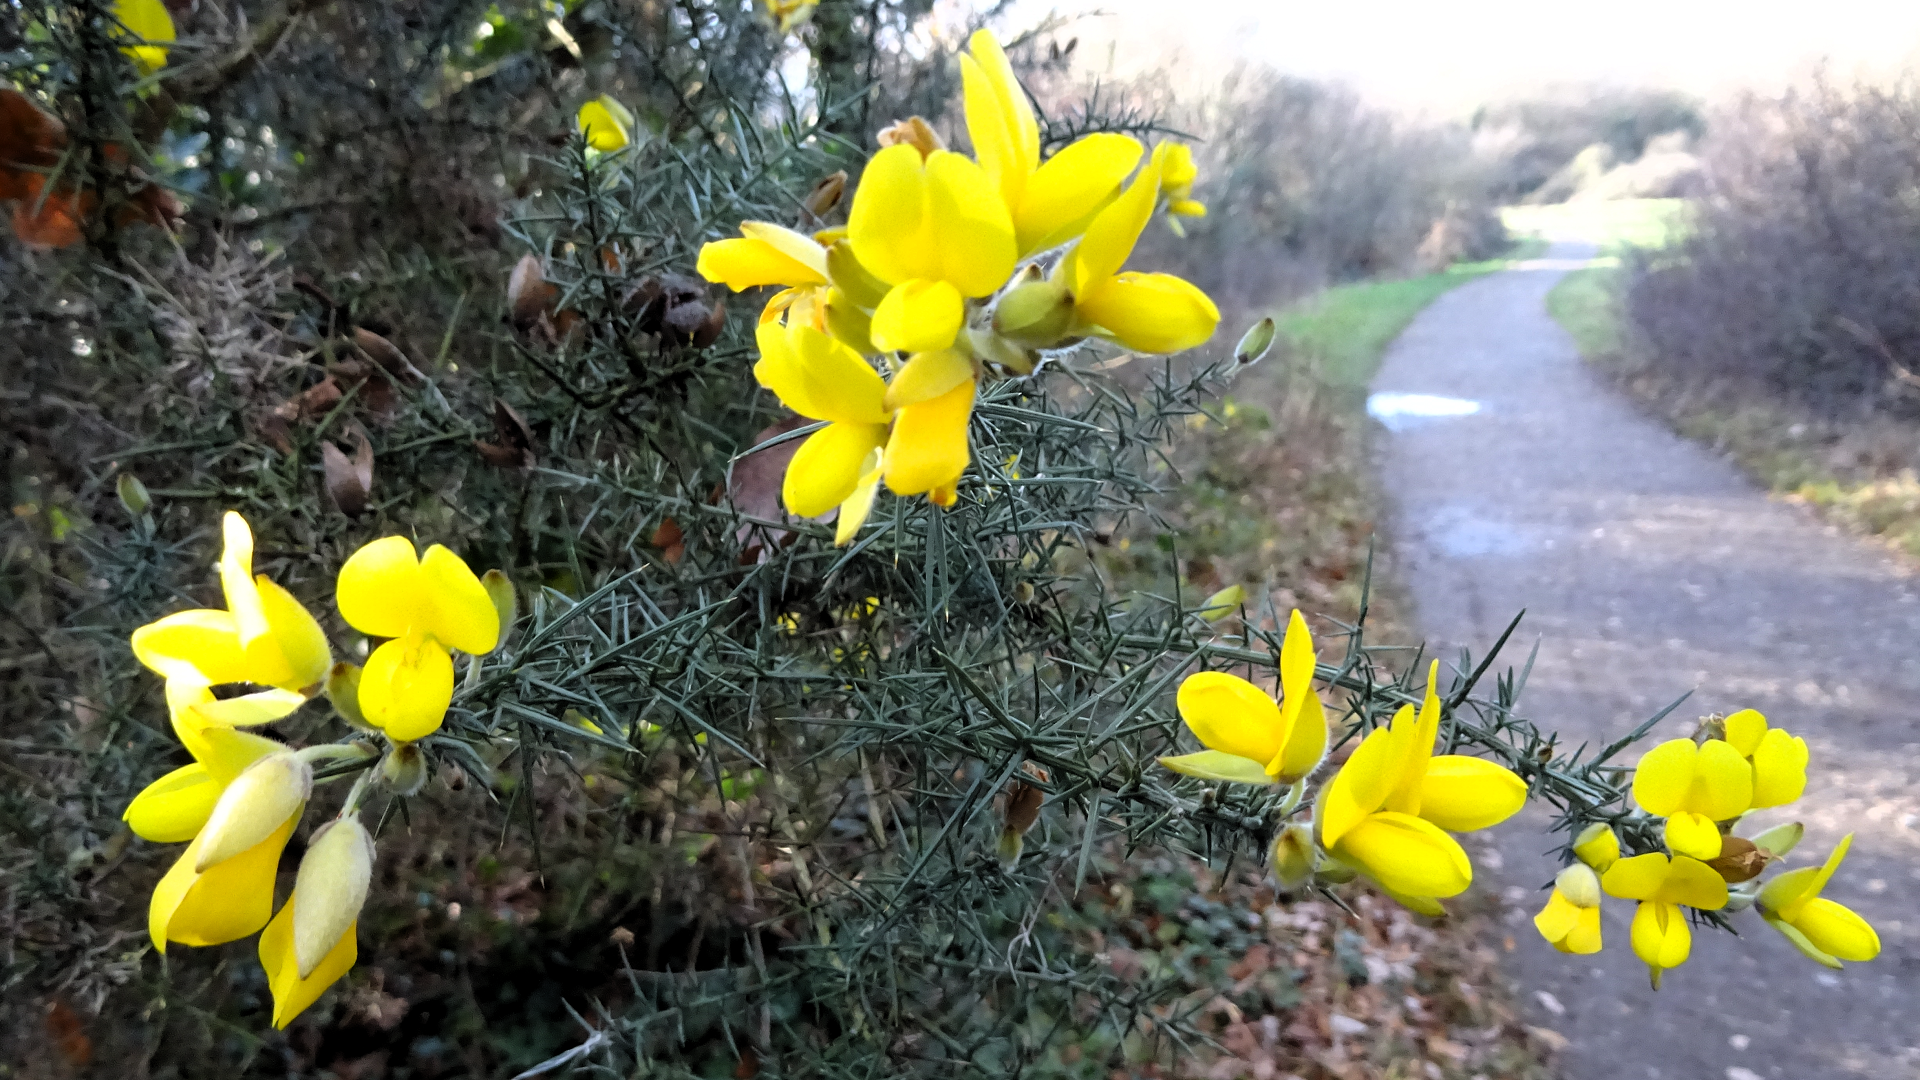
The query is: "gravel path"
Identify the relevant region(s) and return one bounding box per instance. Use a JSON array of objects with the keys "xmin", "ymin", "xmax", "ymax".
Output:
[{"xmin": 1371, "ymin": 240, "xmax": 1920, "ymax": 1080}]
